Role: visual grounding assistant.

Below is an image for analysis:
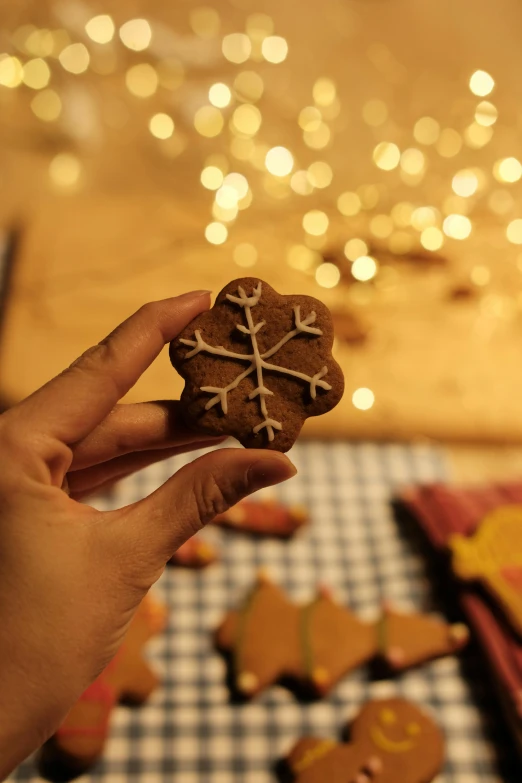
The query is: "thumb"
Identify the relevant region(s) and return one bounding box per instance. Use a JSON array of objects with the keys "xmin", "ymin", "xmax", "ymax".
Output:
[{"xmin": 118, "ymin": 447, "xmax": 296, "ymax": 561}]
